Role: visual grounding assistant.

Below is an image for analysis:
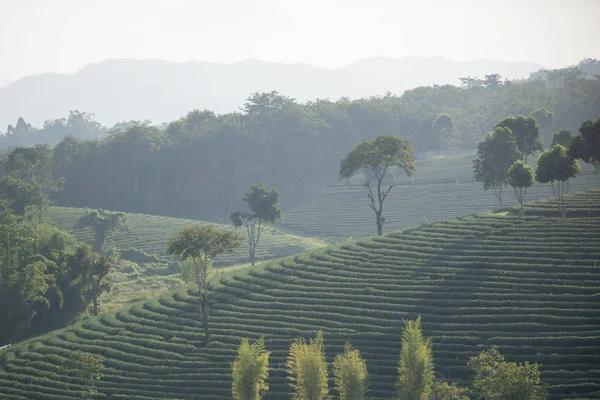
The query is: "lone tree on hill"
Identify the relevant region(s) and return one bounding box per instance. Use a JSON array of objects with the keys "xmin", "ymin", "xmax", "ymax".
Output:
[
  {"xmin": 468, "ymin": 347, "xmax": 547, "ymax": 400},
  {"xmin": 287, "ymin": 330, "xmax": 329, "ymax": 400},
  {"xmin": 495, "ymin": 115, "xmax": 543, "ymax": 162},
  {"xmin": 508, "ymin": 160, "xmax": 535, "ymax": 217},
  {"xmin": 551, "ymin": 129, "xmax": 575, "ymax": 148},
  {"xmin": 167, "ymin": 224, "xmax": 242, "ymax": 346},
  {"xmin": 77, "ymin": 209, "xmax": 127, "ymax": 253},
  {"xmin": 232, "ymin": 337, "xmax": 270, "ymax": 400},
  {"xmin": 339, "ymin": 136, "xmax": 415, "ymax": 236},
  {"xmin": 397, "ymin": 316, "xmax": 435, "ymax": 400},
  {"xmin": 473, "ymin": 127, "xmax": 522, "ymax": 211},
  {"xmin": 230, "ymin": 185, "xmax": 281, "ymax": 267},
  {"xmin": 536, "ymin": 145, "xmax": 580, "ymax": 219},
  {"xmin": 333, "ymin": 342, "xmax": 370, "ymax": 400},
  {"xmin": 569, "ymin": 118, "xmax": 600, "ymax": 174}
]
